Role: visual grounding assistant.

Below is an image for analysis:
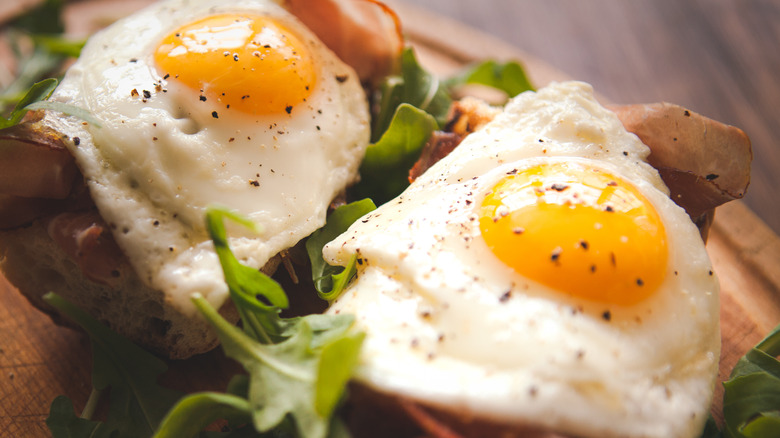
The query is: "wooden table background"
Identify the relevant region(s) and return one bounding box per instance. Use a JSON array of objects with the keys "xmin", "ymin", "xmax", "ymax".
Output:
[{"xmin": 408, "ymin": 0, "xmax": 780, "ymax": 236}]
